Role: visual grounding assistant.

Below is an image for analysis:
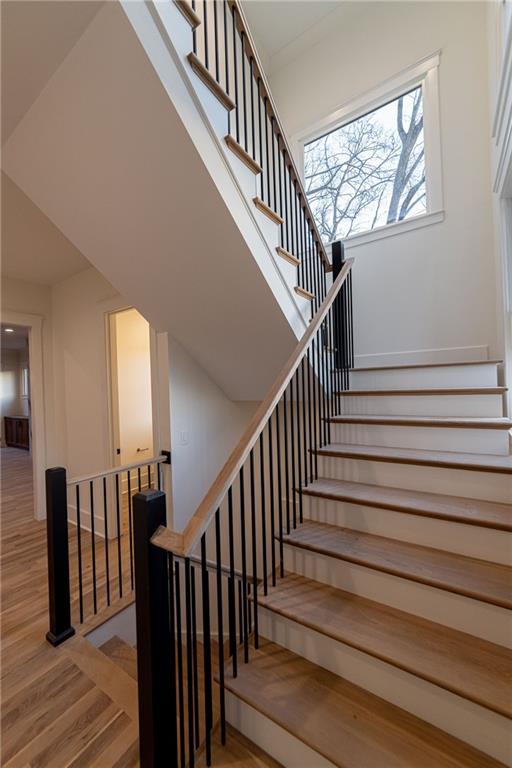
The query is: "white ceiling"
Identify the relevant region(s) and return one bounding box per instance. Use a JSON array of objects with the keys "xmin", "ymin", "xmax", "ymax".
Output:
[
  {"xmin": 2, "ymin": 172, "xmax": 90, "ymax": 286},
  {"xmin": 243, "ymin": 0, "xmax": 342, "ymax": 65},
  {"xmin": 1, "ymin": 0, "xmax": 103, "ymax": 143}
]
